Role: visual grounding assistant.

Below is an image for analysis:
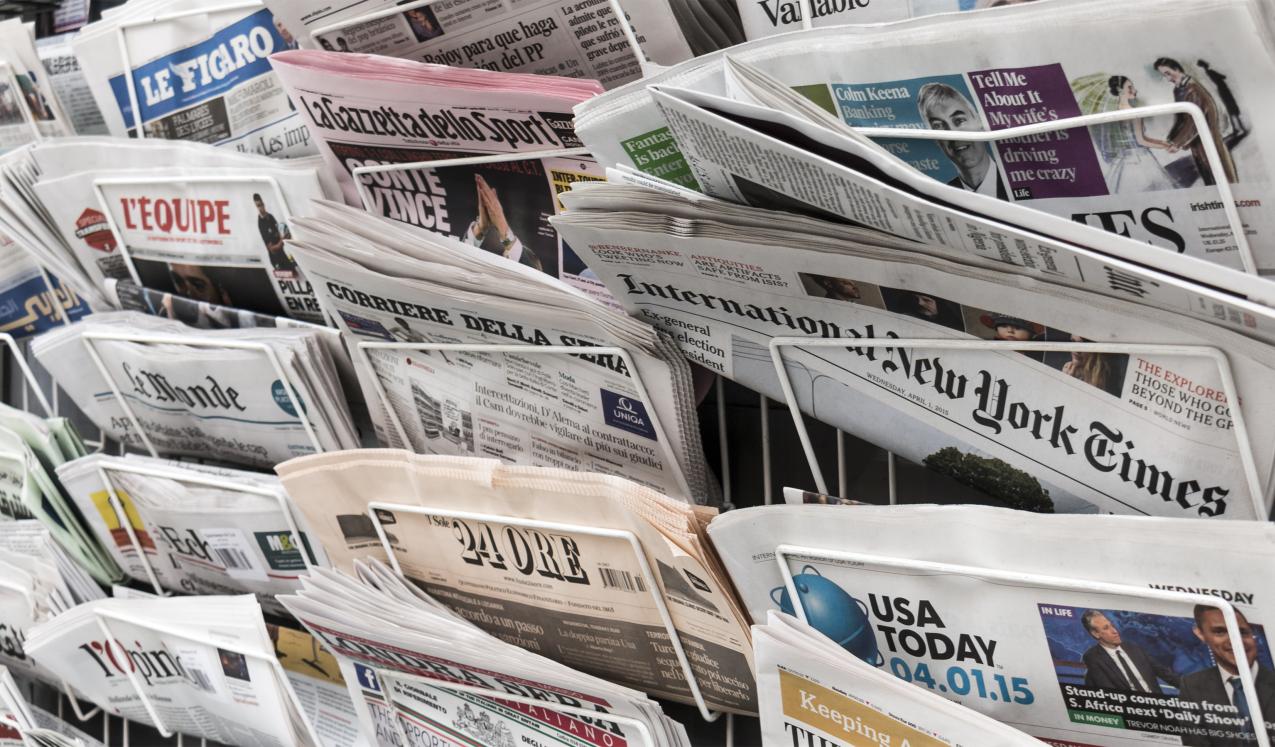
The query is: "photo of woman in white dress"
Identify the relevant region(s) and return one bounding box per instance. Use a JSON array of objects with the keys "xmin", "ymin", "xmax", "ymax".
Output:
[
  {"xmin": 1072, "ymin": 72, "xmax": 1179, "ymax": 194},
  {"xmin": 1101, "ymin": 75, "xmax": 1176, "ymax": 193}
]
